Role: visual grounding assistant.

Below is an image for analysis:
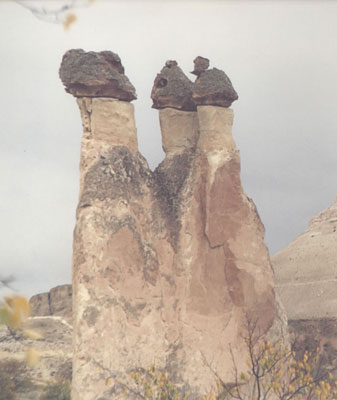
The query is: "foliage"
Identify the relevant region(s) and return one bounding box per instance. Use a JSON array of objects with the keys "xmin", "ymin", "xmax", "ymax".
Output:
[
  {"xmin": 116, "ymin": 365, "xmax": 188, "ymax": 400},
  {"xmin": 211, "ymin": 318, "xmax": 337, "ymax": 400},
  {"xmin": 0, "ymin": 295, "xmax": 31, "ymax": 329},
  {"xmin": 39, "ymin": 380, "xmax": 71, "ymax": 400},
  {"xmin": 0, "ymin": 294, "xmax": 41, "ymax": 366}
]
